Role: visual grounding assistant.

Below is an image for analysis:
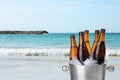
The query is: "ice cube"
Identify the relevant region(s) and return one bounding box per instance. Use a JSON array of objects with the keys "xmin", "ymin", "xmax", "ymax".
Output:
[
  {"xmin": 84, "ymin": 58, "xmax": 97, "ymax": 65},
  {"xmin": 69, "ymin": 58, "xmax": 82, "ymax": 65}
]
